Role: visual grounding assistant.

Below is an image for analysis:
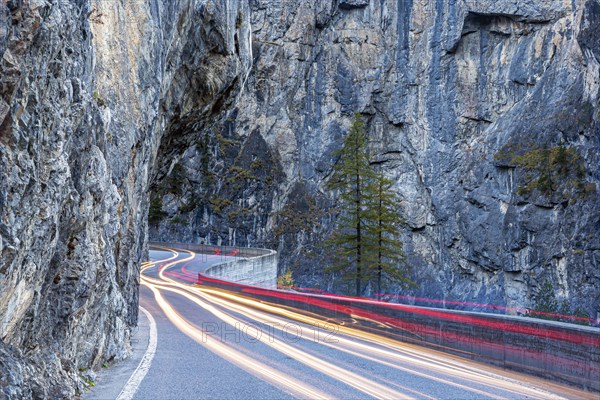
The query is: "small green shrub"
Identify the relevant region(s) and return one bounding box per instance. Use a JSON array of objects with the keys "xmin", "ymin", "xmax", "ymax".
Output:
[
  {"xmin": 532, "ymin": 280, "xmax": 558, "ymax": 319},
  {"xmin": 83, "ymin": 378, "xmax": 95, "ymax": 387},
  {"xmin": 573, "ymin": 307, "xmax": 591, "ymax": 325},
  {"xmin": 216, "ymin": 132, "xmax": 236, "ymax": 149},
  {"xmin": 209, "ymin": 196, "xmax": 233, "ymax": 213},
  {"xmin": 227, "ymin": 207, "xmax": 250, "ymax": 222},
  {"xmin": 93, "ymin": 91, "xmax": 106, "ymax": 107},
  {"xmin": 179, "ymin": 196, "xmax": 199, "ymax": 213},
  {"xmin": 164, "ymin": 163, "xmax": 188, "ymax": 196},
  {"xmin": 148, "ymin": 196, "xmax": 167, "ymax": 225},
  {"xmin": 528, "ymin": 280, "xmax": 591, "ymax": 325},
  {"xmin": 170, "ymin": 216, "xmax": 184, "ymax": 224},
  {"xmin": 496, "ymin": 144, "xmax": 593, "ymax": 200},
  {"xmin": 277, "ymin": 270, "xmax": 294, "ymax": 288},
  {"xmin": 227, "ymin": 165, "xmax": 257, "ymax": 184}
]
